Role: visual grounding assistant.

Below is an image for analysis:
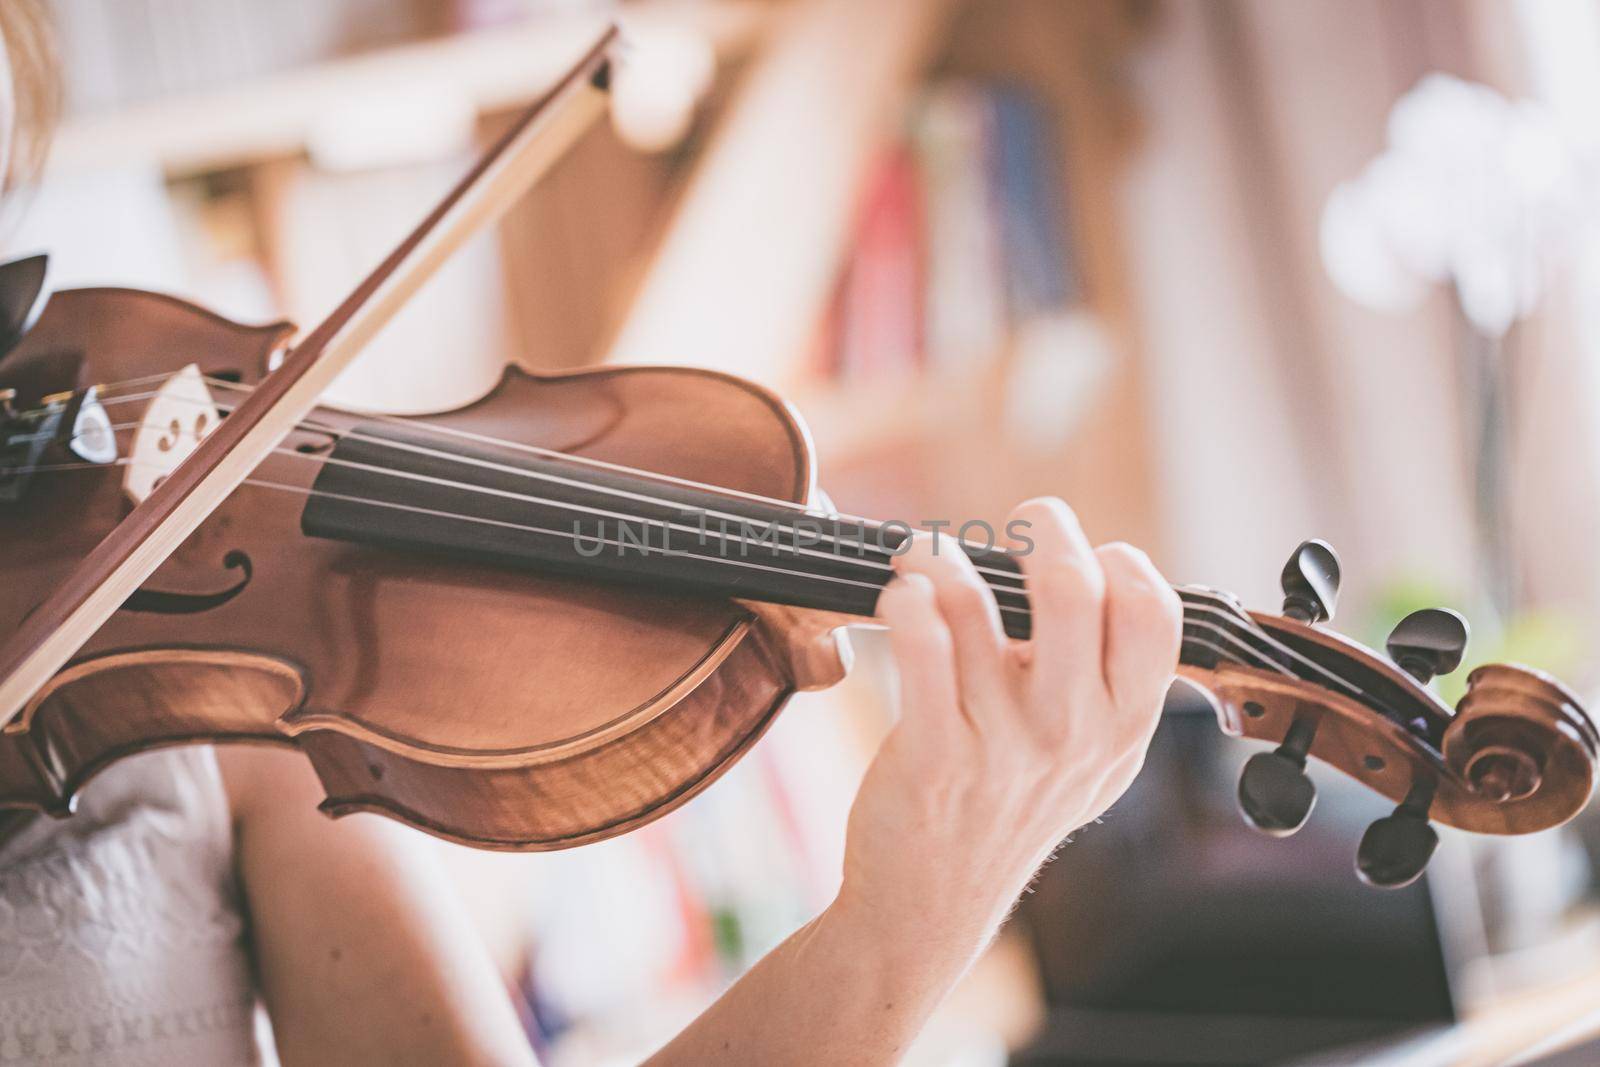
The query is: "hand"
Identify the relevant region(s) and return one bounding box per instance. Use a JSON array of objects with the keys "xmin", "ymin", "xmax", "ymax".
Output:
[
  {"xmin": 645, "ymin": 501, "xmax": 1179, "ymax": 1067},
  {"xmin": 836, "ymin": 499, "xmax": 1182, "ymax": 948}
]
